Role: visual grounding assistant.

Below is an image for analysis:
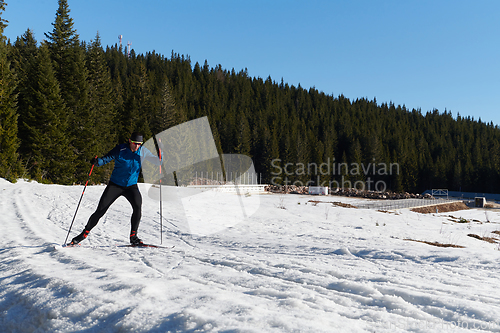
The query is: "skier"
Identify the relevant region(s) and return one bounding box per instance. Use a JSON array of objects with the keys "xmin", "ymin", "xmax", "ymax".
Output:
[{"xmin": 69, "ymin": 132, "xmax": 160, "ymax": 246}]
